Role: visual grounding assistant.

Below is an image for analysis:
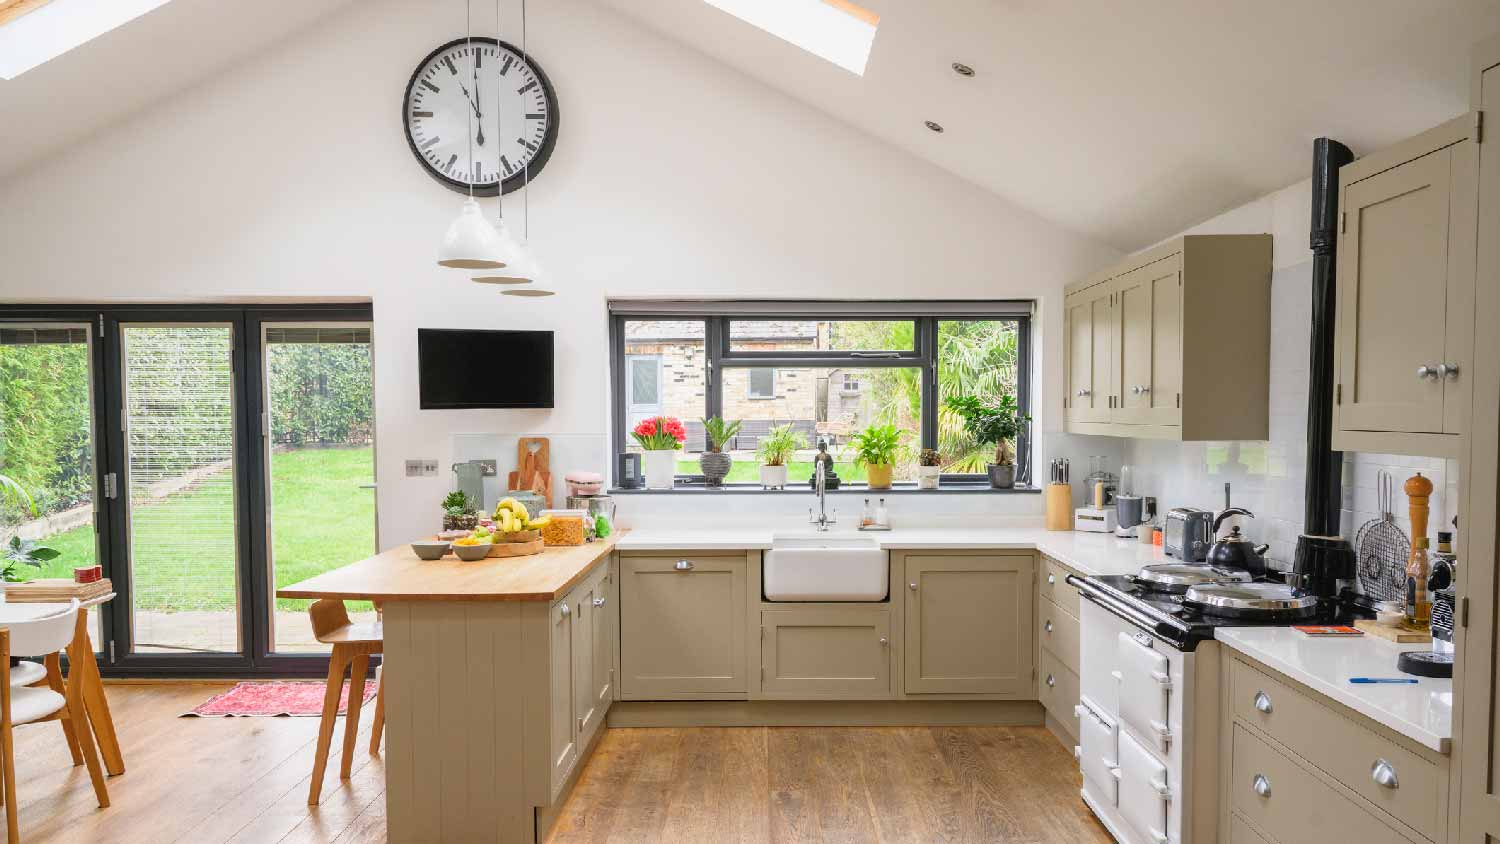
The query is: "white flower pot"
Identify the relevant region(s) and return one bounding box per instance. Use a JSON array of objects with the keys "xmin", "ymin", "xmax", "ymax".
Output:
[
  {"xmin": 918, "ymin": 465, "xmax": 941, "ymax": 490},
  {"xmin": 760, "ymin": 464, "xmax": 789, "ymax": 490},
  {"xmin": 643, "ymin": 450, "xmax": 678, "ymax": 490}
]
